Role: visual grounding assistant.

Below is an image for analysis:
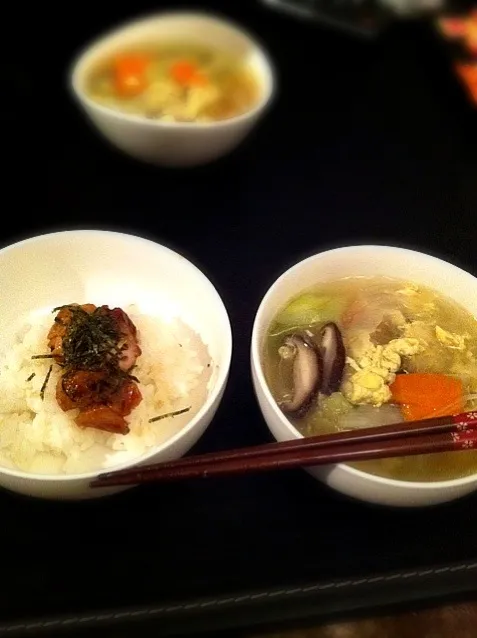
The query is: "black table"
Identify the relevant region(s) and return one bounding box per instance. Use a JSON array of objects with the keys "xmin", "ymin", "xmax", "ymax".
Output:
[{"xmin": 4, "ymin": 1, "xmax": 477, "ymax": 635}]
